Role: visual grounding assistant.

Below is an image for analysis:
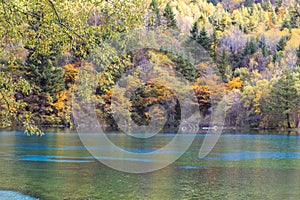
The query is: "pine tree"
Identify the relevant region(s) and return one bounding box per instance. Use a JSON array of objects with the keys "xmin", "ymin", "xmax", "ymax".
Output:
[
  {"xmin": 196, "ymin": 27, "xmax": 212, "ymax": 52},
  {"xmin": 281, "ymin": 18, "xmax": 291, "ymax": 31},
  {"xmin": 265, "ymin": 0, "xmax": 273, "ymax": 12},
  {"xmin": 211, "ymin": 28, "xmax": 219, "ymax": 59},
  {"xmin": 273, "ymin": 51, "xmax": 278, "ymax": 63},
  {"xmin": 265, "ymin": 72, "xmax": 299, "ymax": 128},
  {"xmin": 243, "ymin": 0, "xmax": 256, "ymax": 7},
  {"xmin": 258, "ymin": 36, "xmax": 268, "ymax": 57},
  {"xmin": 207, "ymin": 0, "xmax": 219, "ymax": 5},
  {"xmin": 19, "ymin": 3, "xmax": 66, "ymax": 101},
  {"xmin": 243, "ymin": 38, "xmax": 257, "ymax": 55},
  {"xmin": 190, "ymin": 21, "xmax": 199, "ymax": 40},
  {"xmin": 23, "ymin": 48, "xmax": 65, "ymax": 101},
  {"xmin": 276, "ymin": 0, "xmax": 283, "ymax": 9},
  {"xmin": 290, "ymin": 9, "xmax": 300, "ymax": 29},
  {"xmin": 277, "ymin": 36, "xmax": 288, "ymax": 52},
  {"xmin": 217, "ymin": 49, "xmax": 232, "ymax": 82},
  {"xmin": 150, "ymin": 0, "xmax": 161, "ymax": 28},
  {"xmin": 163, "ymin": 4, "xmax": 178, "ymax": 29},
  {"xmin": 243, "ymin": 26, "xmax": 249, "ymax": 34},
  {"xmin": 290, "ymin": 14, "xmax": 300, "ymax": 28}
]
